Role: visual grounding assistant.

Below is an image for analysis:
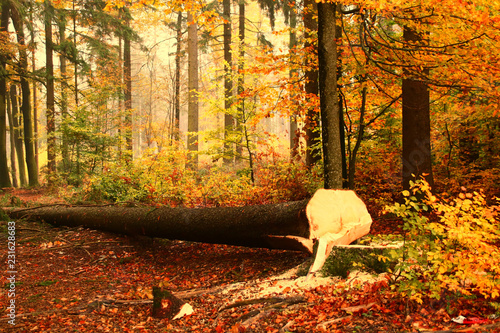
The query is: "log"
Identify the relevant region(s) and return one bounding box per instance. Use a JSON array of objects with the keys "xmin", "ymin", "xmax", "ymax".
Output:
[
  {"xmin": 4, "ymin": 189, "xmax": 373, "ymax": 274},
  {"xmin": 6, "ymin": 200, "xmax": 312, "ymax": 252}
]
